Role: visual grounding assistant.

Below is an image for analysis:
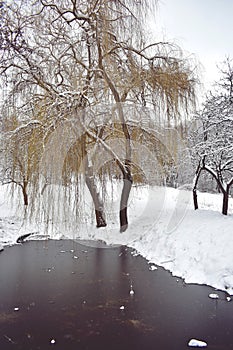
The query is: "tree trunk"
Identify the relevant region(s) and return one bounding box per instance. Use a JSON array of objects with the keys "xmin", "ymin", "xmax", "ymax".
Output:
[
  {"xmin": 85, "ymin": 170, "xmax": 107, "ymax": 228},
  {"xmin": 120, "ymin": 171, "xmax": 133, "ymax": 232},
  {"xmin": 222, "ymin": 189, "xmax": 229, "ymax": 215},
  {"xmin": 81, "ymin": 132, "xmax": 107, "ymax": 228},
  {"xmin": 192, "ymin": 162, "xmax": 202, "ymax": 210},
  {"xmin": 193, "ymin": 188, "xmax": 198, "ymax": 210},
  {"xmin": 22, "ymin": 182, "xmax": 28, "ymax": 206},
  {"xmin": 97, "ymin": 46, "xmax": 133, "ymax": 232}
]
